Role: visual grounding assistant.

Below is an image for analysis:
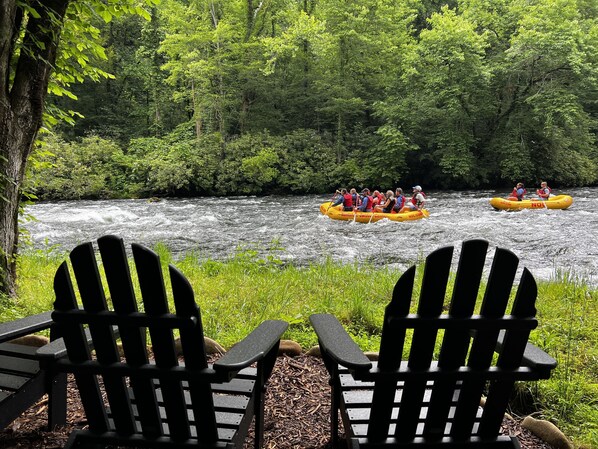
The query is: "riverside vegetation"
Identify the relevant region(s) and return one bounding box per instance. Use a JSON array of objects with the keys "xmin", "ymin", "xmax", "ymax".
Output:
[
  {"xmin": 26, "ymin": 0, "xmax": 598, "ymax": 201},
  {"xmin": 2, "ymin": 244, "xmax": 596, "ymax": 447}
]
